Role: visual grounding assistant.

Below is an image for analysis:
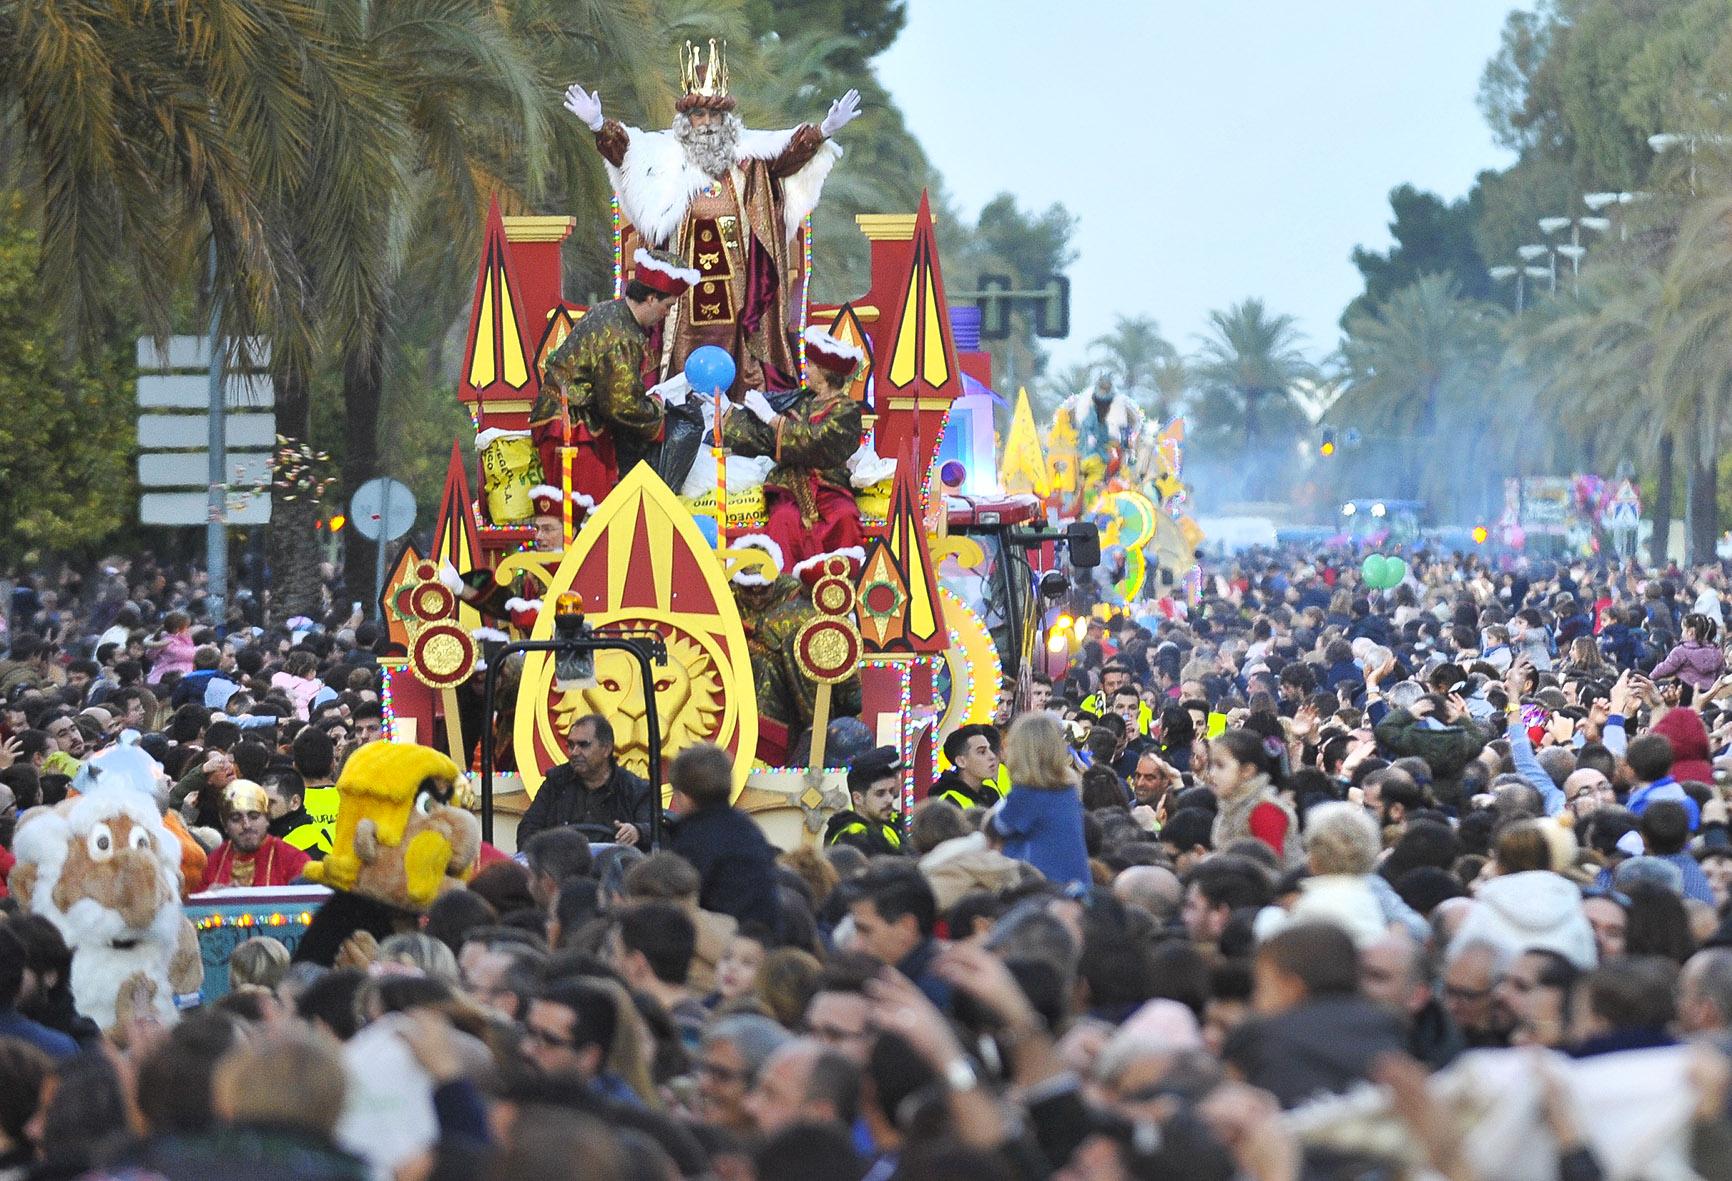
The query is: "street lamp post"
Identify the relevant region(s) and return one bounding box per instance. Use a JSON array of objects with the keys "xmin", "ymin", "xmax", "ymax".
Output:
[
  {"xmin": 1518, "ymin": 243, "xmax": 1555, "ymax": 295},
  {"xmin": 1489, "ymin": 262, "xmax": 1551, "ymax": 312},
  {"xmin": 1537, "ymin": 216, "xmax": 1609, "ymax": 292},
  {"xmin": 1649, "ymin": 132, "xmax": 1729, "ymax": 192},
  {"xmin": 1584, "ymin": 191, "xmax": 1646, "ymax": 240}
]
